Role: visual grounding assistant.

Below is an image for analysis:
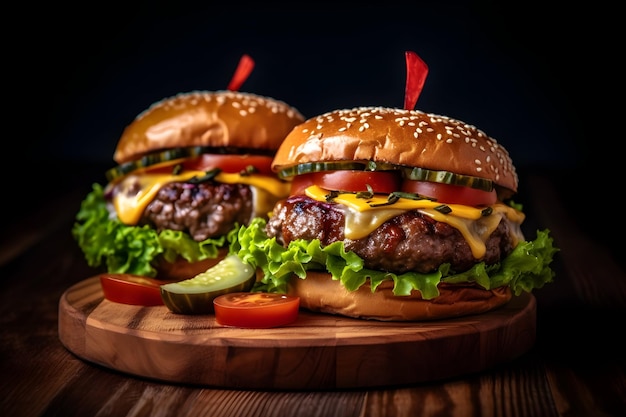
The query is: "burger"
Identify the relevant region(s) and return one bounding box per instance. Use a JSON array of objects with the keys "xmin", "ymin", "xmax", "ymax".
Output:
[
  {"xmin": 233, "ymin": 106, "xmax": 558, "ymax": 321},
  {"xmin": 72, "ymin": 90, "xmax": 305, "ymax": 280}
]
